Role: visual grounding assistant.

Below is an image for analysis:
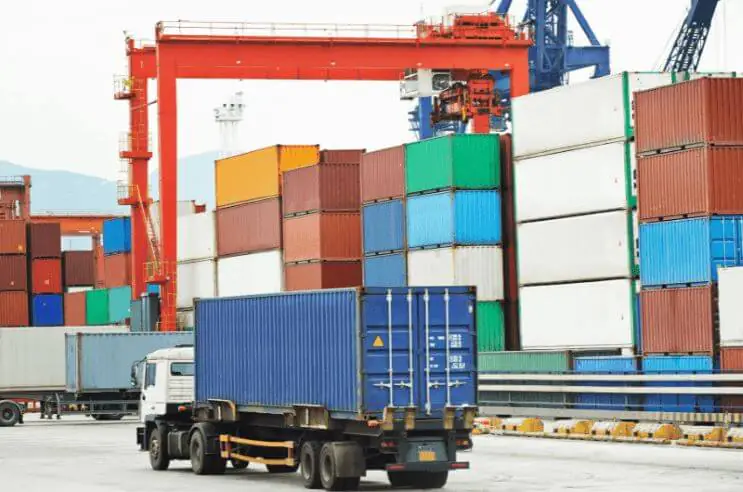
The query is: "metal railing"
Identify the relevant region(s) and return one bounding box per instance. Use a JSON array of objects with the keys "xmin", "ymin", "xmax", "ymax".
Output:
[
  {"xmin": 157, "ymin": 20, "xmax": 417, "ymax": 39},
  {"xmin": 113, "ymin": 75, "xmax": 132, "ymax": 98},
  {"xmin": 0, "ymin": 176, "xmax": 25, "ymax": 186}
]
